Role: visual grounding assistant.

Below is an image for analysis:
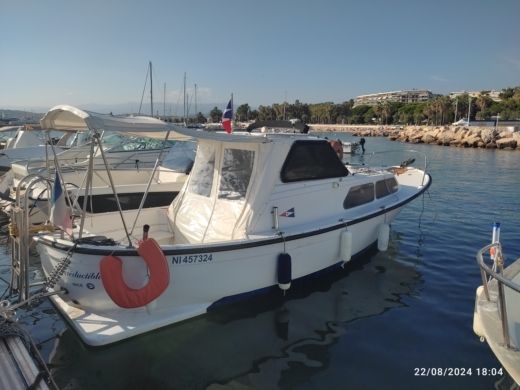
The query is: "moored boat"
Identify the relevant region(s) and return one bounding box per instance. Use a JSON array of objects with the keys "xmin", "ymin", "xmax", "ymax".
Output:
[
  {"xmin": 4, "ymin": 106, "xmax": 194, "ymax": 222},
  {"xmin": 32, "ymin": 122, "xmax": 431, "ymax": 346},
  {"xmin": 473, "ymin": 223, "xmax": 520, "ymax": 385}
]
